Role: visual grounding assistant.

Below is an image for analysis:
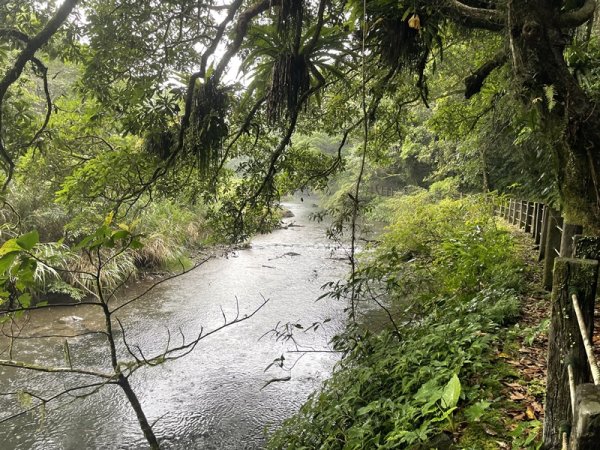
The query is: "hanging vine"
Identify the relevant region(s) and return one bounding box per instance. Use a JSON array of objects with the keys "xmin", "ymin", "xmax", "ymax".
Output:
[{"xmin": 348, "ymin": 0, "xmax": 370, "ymax": 322}]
